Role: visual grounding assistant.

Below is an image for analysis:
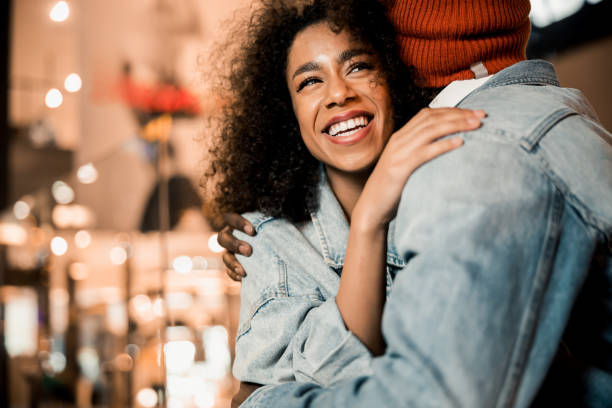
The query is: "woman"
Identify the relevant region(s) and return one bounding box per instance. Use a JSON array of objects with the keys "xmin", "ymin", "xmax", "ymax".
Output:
[{"xmin": 204, "ymin": 0, "xmax": 484, "ymax": 388}]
